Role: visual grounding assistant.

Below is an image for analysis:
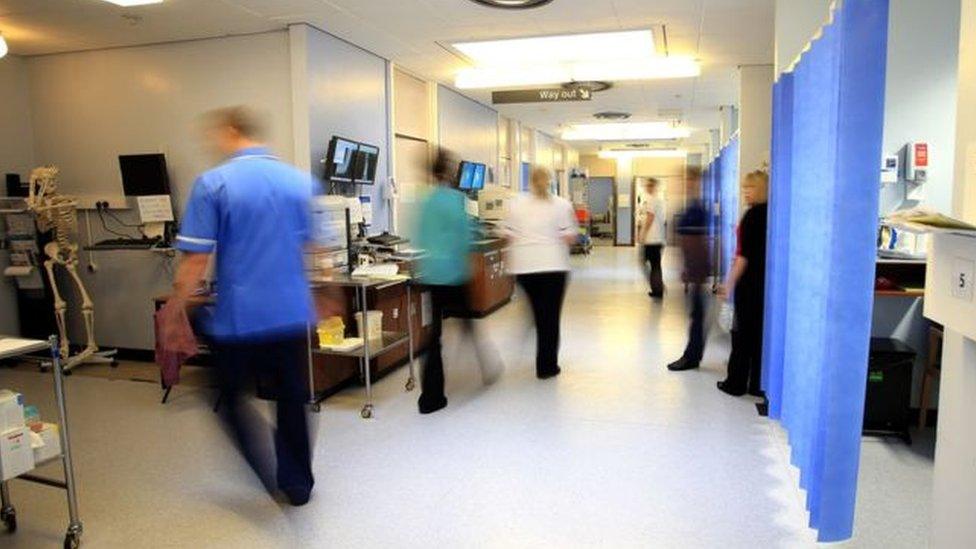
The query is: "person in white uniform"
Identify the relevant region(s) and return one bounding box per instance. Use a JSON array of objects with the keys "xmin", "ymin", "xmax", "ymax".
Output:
[
  {"xmin": 637, "ymin": 178, "xmax": 667, "ymax": 298},
  {"xmin": 501, "ymin": 167, "xmax": 579, "ymax": 379}
]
